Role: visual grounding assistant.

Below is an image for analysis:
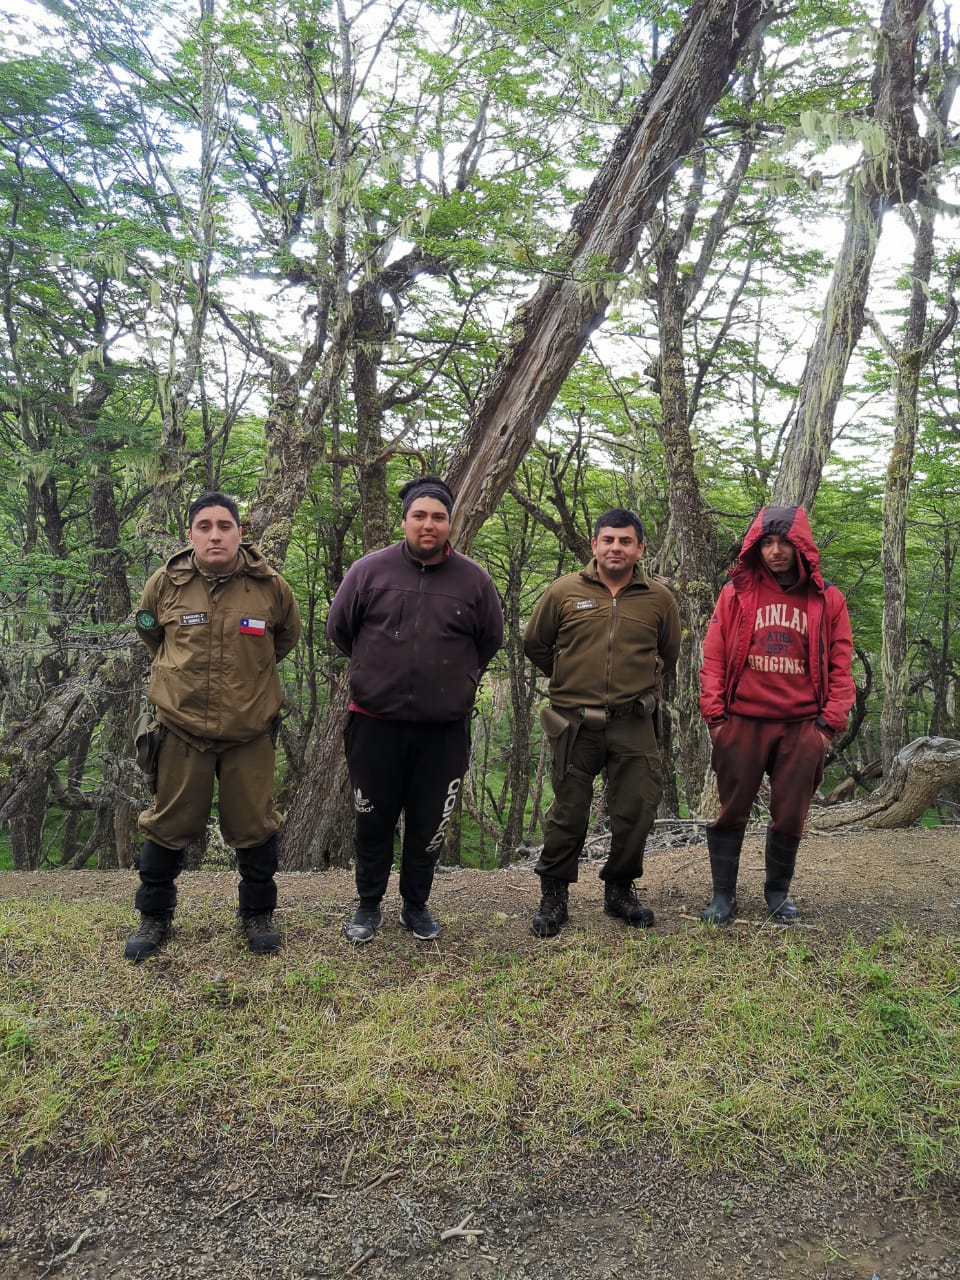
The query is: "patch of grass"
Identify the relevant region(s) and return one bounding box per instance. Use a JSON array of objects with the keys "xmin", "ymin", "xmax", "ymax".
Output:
[{"xmin": 0, "ymin": 895, "xmax": 958, "ymax": 1186}]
